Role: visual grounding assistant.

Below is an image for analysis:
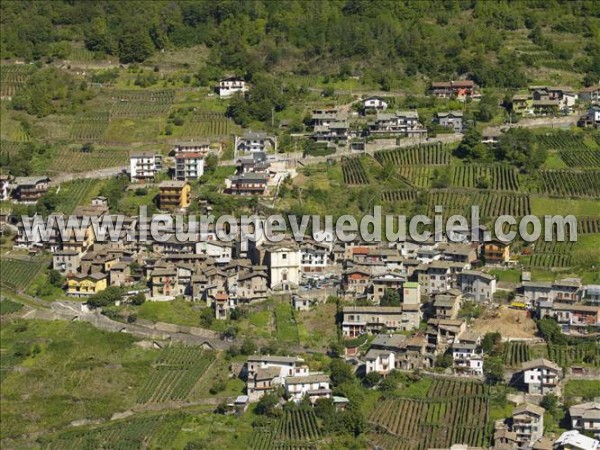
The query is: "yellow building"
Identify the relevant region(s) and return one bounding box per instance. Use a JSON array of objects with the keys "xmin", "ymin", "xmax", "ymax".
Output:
[
  {"xmin": 484, "ymin": 240, "xmax": 511, "ymax": 264},
  {"xmin": 66, "ymin": 272, "xmax": 108, "ymax": 297},
  {"xmin": 159, "ymin": 180, "xmax": 191, "ymax": 210}
]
